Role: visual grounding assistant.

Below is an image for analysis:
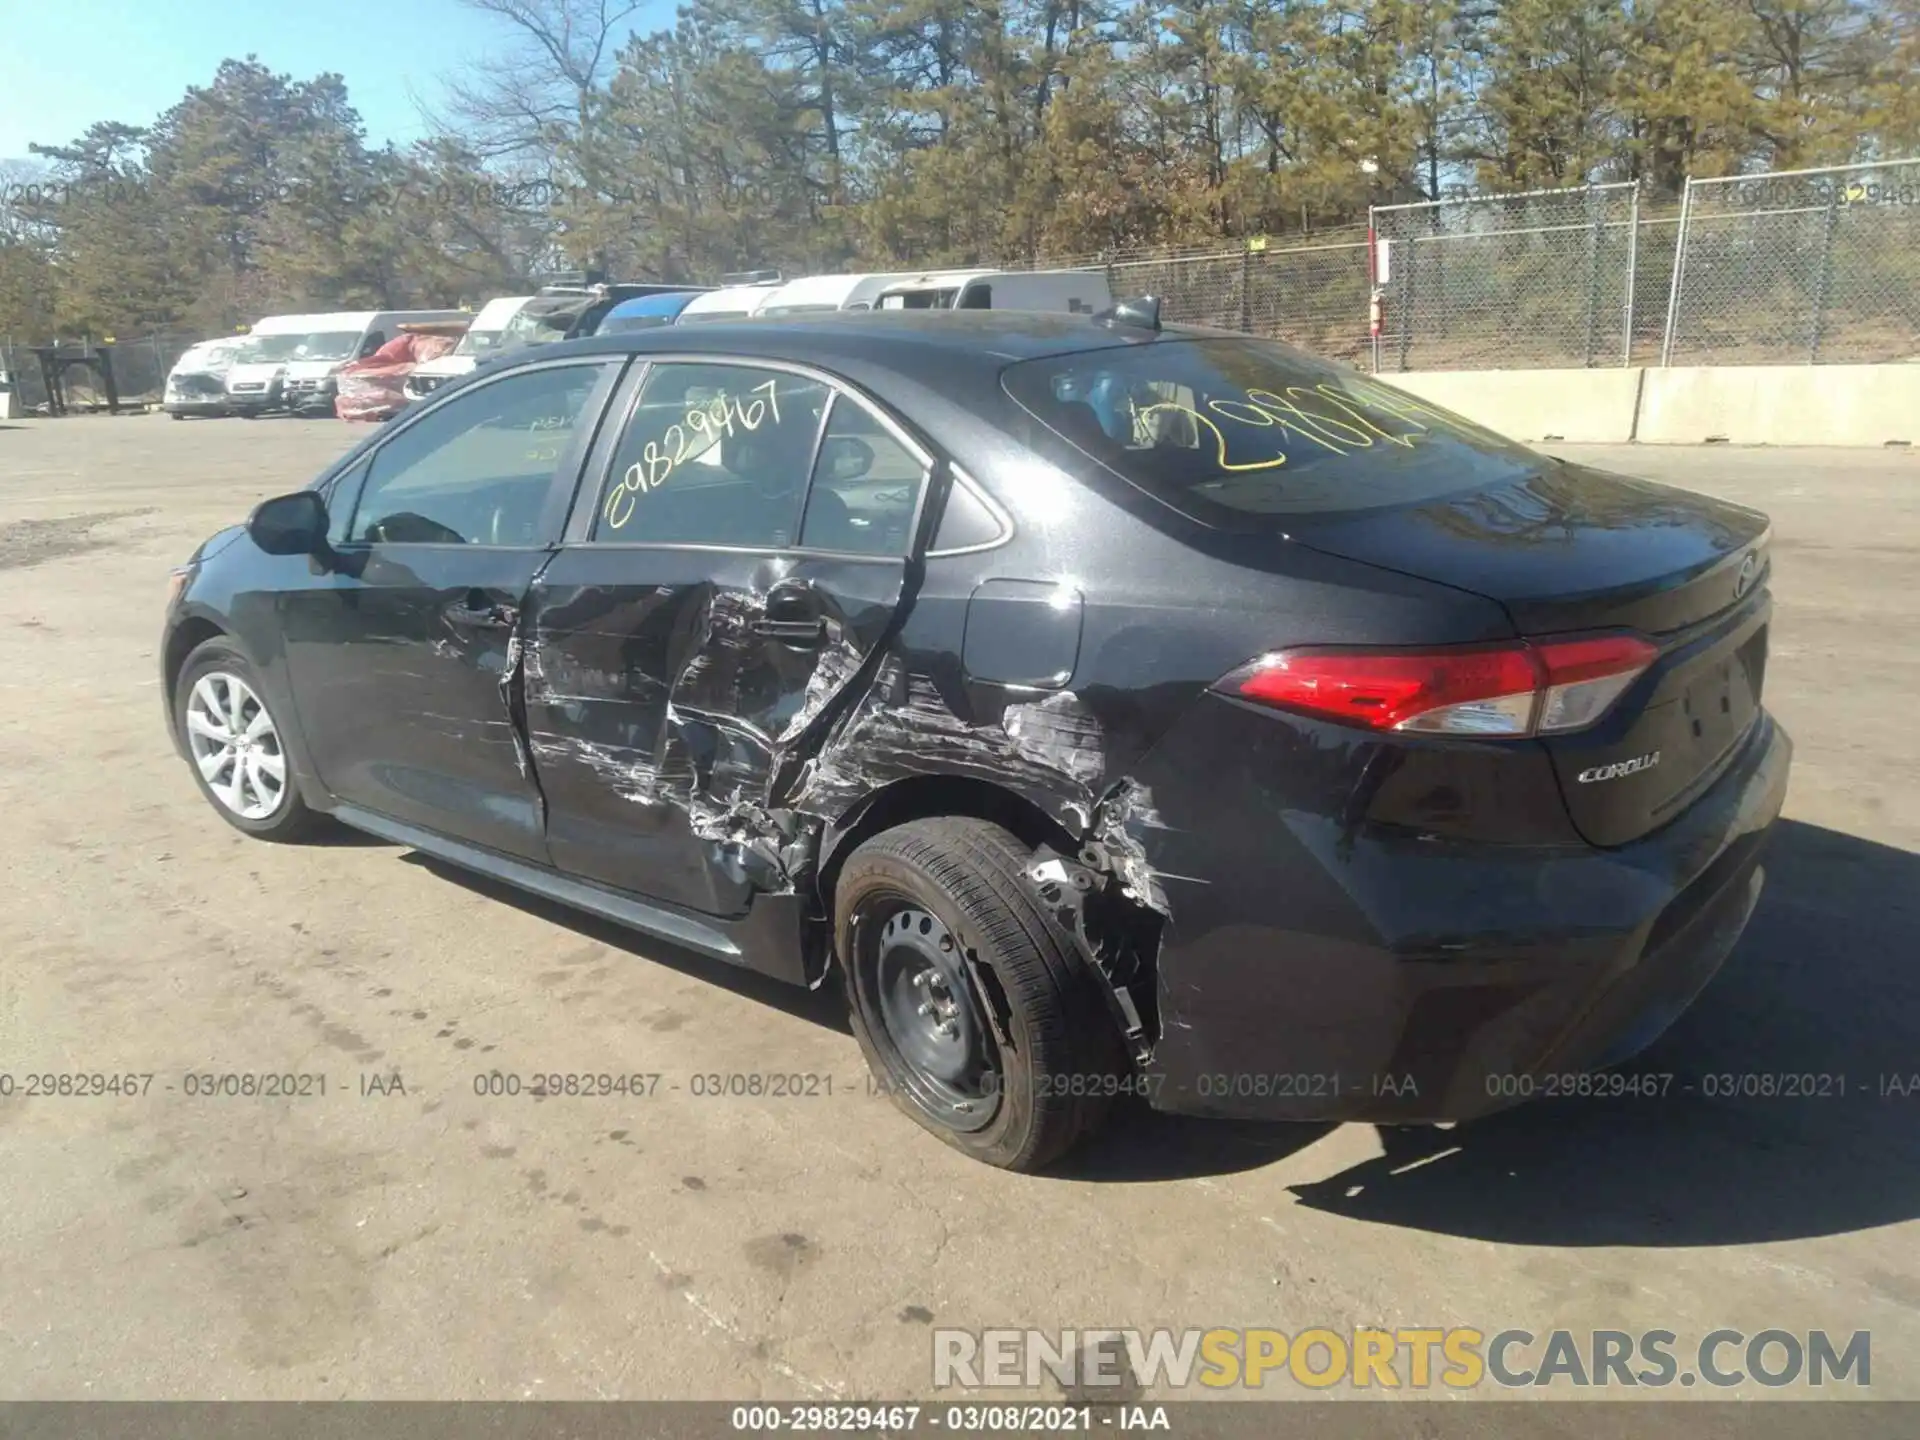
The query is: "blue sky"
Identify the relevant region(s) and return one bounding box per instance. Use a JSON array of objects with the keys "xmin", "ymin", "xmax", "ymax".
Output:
[{"xmin": 0, "ymin": 0, "xmax": 670, "ymax": 164}]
